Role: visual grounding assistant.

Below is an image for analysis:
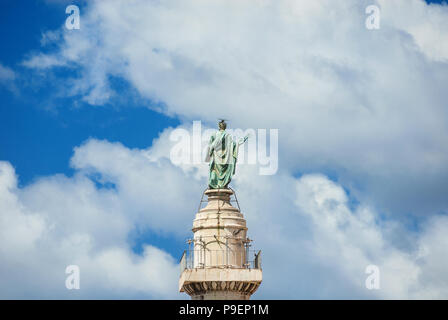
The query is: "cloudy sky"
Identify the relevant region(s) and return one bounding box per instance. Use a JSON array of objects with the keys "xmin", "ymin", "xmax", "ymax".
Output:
[{"xmin": 1, "ymin": 0, "xmax": 448, "ymax": 299}]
